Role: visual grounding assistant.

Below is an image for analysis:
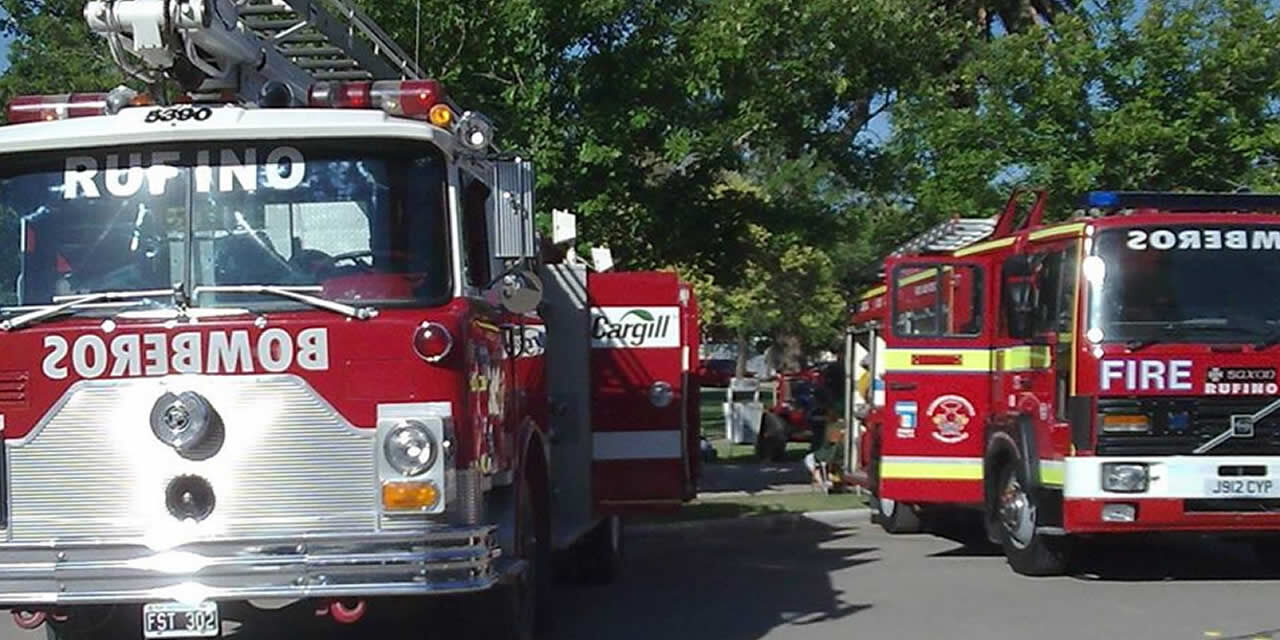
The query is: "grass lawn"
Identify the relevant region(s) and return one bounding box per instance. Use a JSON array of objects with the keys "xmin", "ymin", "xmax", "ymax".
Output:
[
  {"xmin": 698, "ymin": 387, "xmax": 807, "ymax": 463},
  {"xmin": 637, "ymin": 491, "xmax": 867, "ymax": 524}
]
